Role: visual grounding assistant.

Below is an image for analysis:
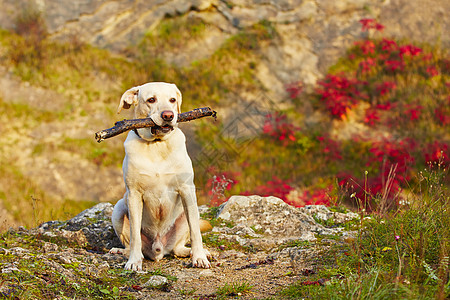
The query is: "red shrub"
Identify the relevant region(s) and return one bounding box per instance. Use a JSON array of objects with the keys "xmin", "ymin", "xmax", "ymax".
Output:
[
  {"xmin": 355, "ymin": 40, "xmax": 376, "ymax": 55},
  {"xmin": 359, "ymin": 19, "xmax": 385, "ymax": 32},
  {"xmin": 316, "ymin": 74, "xmax": 367, "ymax": 118},
  {"xmin": 426, "ymin": 65, "xmax": 439, "ymax": 77},
  {"xmin": 376, "ymin": 81, "xmax": 397, "ymax": 96},
  {"xmin": 435, "ymin": 106, "xmax": 450, "ymax": 125},
  {"xmin": 263, "ymin": 113, "xmax": 299, "ymax": 146},
  {"xmin": 399, "ymin": 44, "xmax": 422, "ymax": 58},
  {"xmin": 405, "ymin": 104, "xmax": 423, "ymax": 121},
  {"xmin": 364, "ymin": 107, "xmax": 380, "ymax": 126},
  {"xmin": 285, "ymin": 81, "xmax": 303, "ymax": 99},
  {"xmin": 369, "ymin": 138, "xmax": 416, "ymax": 182},
  {"xmin": 244, "ymin": 176, "xmax": 294, "ymax": 201},
  {"xmin": 424, "ymin": 141, "xmax": 450, "ymax": 167},
  {"xmin": 384, "ymin": 60, "xmax": 404, "ymax": 72},
  {"xmin": 317, "ymin": 135, "xmax": 342, "ymax": 160},
  {"xmin": 380, "ymin": 38, "xmax": 398, "ymax": 52},
  {"xmin": 359, "ymin": 58, "xmax": 376, "ymax": 73}
]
